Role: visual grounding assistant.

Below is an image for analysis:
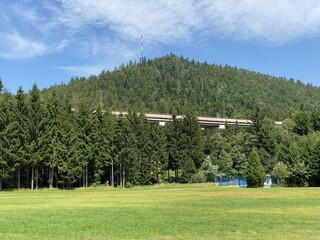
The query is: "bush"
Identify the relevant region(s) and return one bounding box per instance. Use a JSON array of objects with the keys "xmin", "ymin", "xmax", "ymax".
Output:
[
  {"xmin": 189, "ymin": 171, "xmax": 207, "ymax": 183},
  {"xmin": 201, "ymin": 156, "xmax": 220, "ymax": 181},
  {"xmin": 272, "ymin": 161, "xmax": 291, "ymax": 186},
  {"xmin": 125, "ymin": 182, "xmax": 133, "ymax": 188}
]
